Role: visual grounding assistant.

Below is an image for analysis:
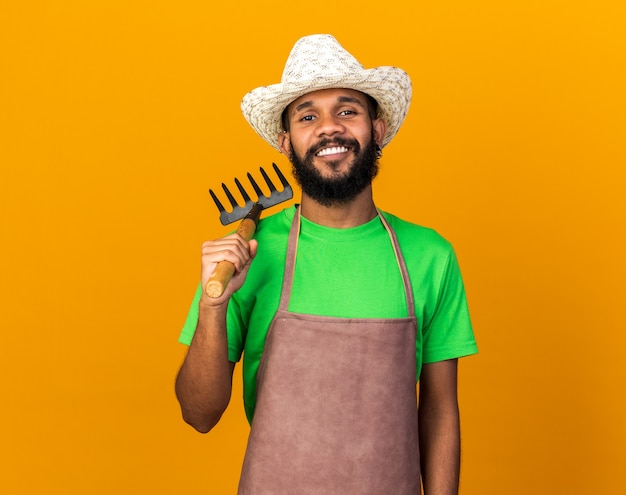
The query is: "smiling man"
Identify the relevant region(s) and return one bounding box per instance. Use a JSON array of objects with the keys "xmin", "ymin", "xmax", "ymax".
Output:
[{"xmin": 175, "ymin": 34, "xmax": 478, "ymax": 495}]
